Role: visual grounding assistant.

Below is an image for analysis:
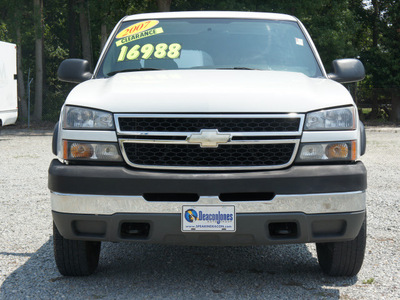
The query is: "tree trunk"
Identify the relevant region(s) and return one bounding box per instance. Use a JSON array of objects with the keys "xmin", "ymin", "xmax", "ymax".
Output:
[
  {"xmin": 33, "ymin": 0, "xmax": 43, "ymax": 121},
  {"xmin": 16, "ymin": 19, "xmax": 28, "ymax": 119},
  {"xmin": 68, "ymin": 0, "xmax": 79, "ymax": 58},
  {"xmin": 391, "ymin": 89, "xmax": 400, "ymax": 123},
  {"xmin": 370, "ymin": 0, "xmax": 380, "ymax": 119},
  {"xmin": 100, "ymin": 23, "xmax": 107, "ymax": 52},
  {"xmin": 156, "ymin": 0, "xmax": 172, "ymax": 12},
  {"xmin": 78, "ymin": 0, "xmax": 93, "ymax": 69},
  {"xmin": 371, "ymin": 0, "xmax": 380, "ymax": 48},
  {"xmin": 370, "ymin": 89, "xmax": 379, "ymax": 120}
]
